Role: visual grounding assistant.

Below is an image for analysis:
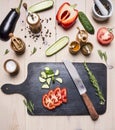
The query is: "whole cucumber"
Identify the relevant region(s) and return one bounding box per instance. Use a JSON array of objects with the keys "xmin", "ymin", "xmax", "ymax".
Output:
[{"xmin": 78, "ymin": 11, "xmax": 95, "ymax": 34}]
